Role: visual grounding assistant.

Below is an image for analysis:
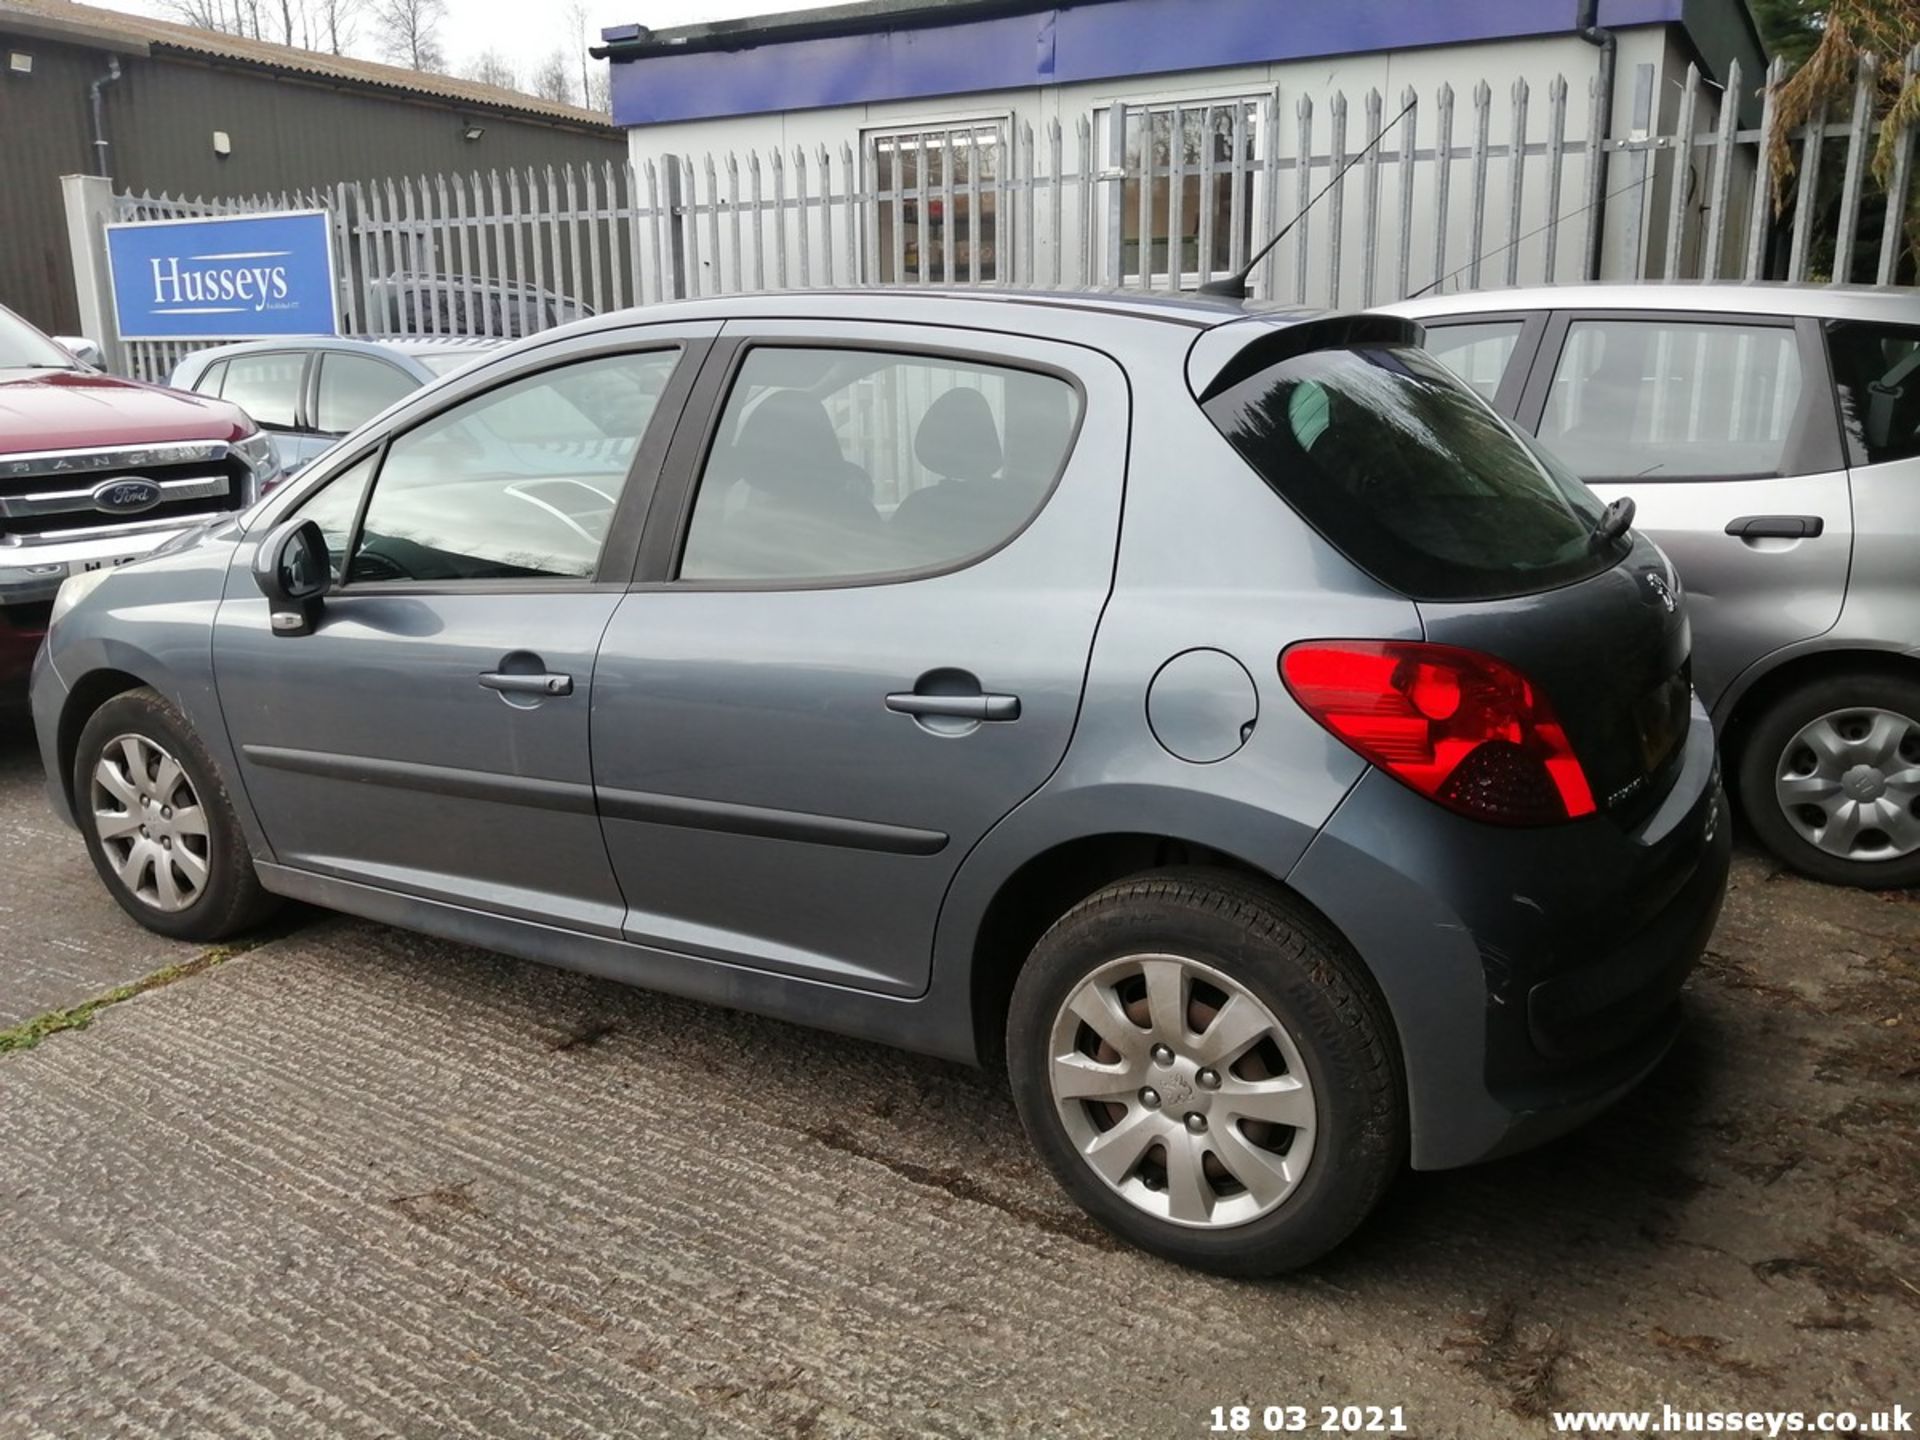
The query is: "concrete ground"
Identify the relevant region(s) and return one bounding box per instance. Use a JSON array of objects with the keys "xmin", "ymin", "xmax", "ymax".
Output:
[{"xmin": 0, "ymin": 712, "xmax": 1914, "ymax": 1439}]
